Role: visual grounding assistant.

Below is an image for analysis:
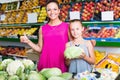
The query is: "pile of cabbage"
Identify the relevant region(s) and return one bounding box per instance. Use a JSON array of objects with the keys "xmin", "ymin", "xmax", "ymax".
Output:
[
  {"xmin": 0, "ymin": 59, "xmax": 72, "ymax": 80},
  {"xmin": 64, "ymin": 46, "xmax": 84, "ymax": 59}
]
